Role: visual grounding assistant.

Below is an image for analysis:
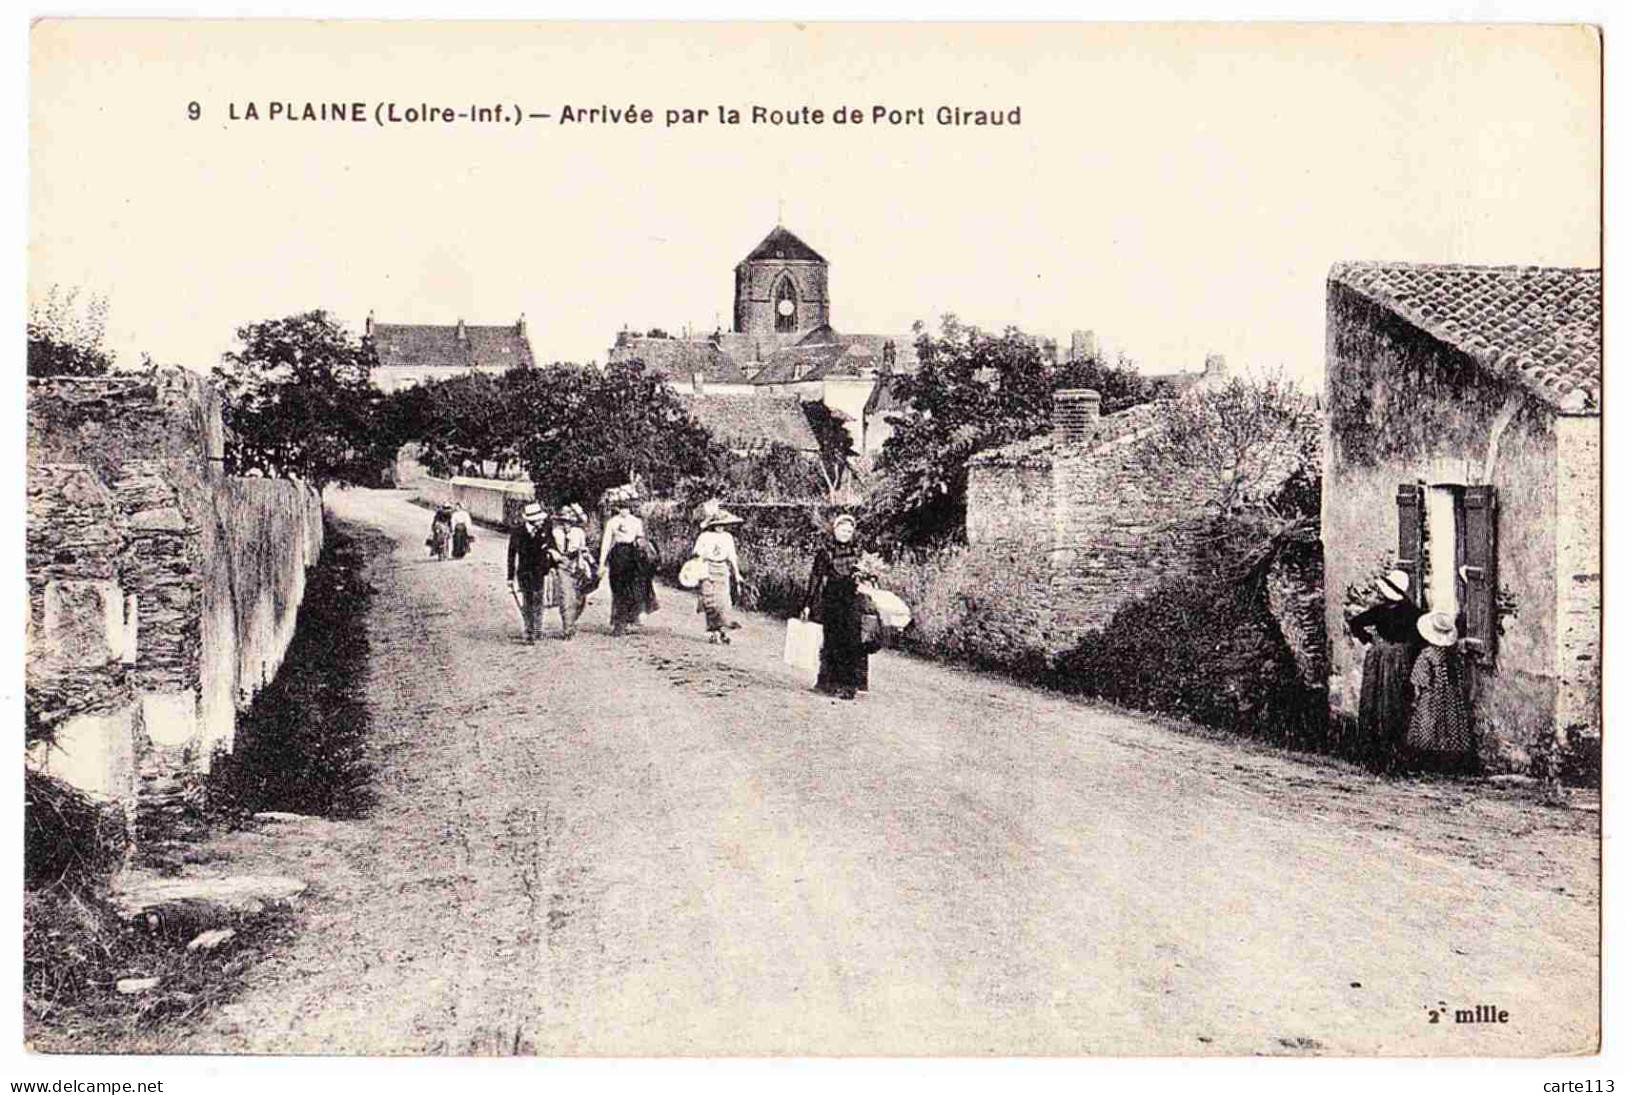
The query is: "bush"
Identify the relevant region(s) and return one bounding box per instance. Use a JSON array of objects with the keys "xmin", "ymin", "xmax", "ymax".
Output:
[
  {"xmin": 25, "ymin": 769, "xmax": 128, "ymax": 890},
  {"xmin": 1053, "ymin": 570, "xmax": 1329, "ymax": 752},
  {"xmin": 641, "ymin": 502, "xmax": 863, "ymax": 616},
  {"xmin": 882, "ymin": 542, "xmax": 1056, "ymax": 678}
]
